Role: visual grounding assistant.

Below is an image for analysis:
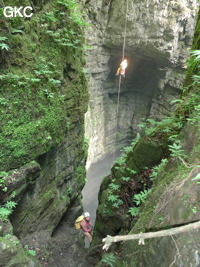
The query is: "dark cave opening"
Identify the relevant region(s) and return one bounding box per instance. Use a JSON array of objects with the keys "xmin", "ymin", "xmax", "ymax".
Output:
[
  {"xmin": 108, "ymin": 54, "xmax": 163, "ymax": 95},
  {"xmin": 103, "ymin": 54, "xmax": 165, "ymax": 151}
]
